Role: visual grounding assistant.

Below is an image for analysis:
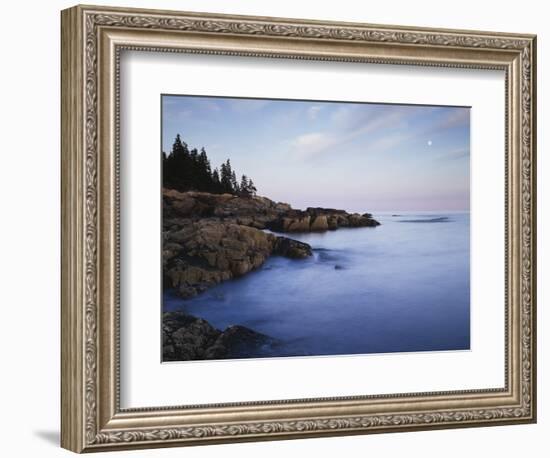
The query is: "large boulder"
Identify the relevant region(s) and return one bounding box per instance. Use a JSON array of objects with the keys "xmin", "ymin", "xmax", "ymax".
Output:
[
  {"xmin": 273, "ymin": 237, "xmax": 312, "ymax": 259},
  {"xmin": 282, "ymin": 215, "xmax": 311, "ymax": 232},
  {"xmin": 164, "ymin": 220, "xmax": 281, "ymax": 297},
  {"xmin": 164, "ymin": 219, "xmax": 316, "ymax": 298},
  {"xmin": 163, "ymin": 312, "xmax": 221, "ymax": 360},
  {"xmin": 310, "ymin": 215, "xmax": 329, "ymax": 231},
  {"xmin": 163, "ymin": 311, "xmax": 276, "ymax": 361}
]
